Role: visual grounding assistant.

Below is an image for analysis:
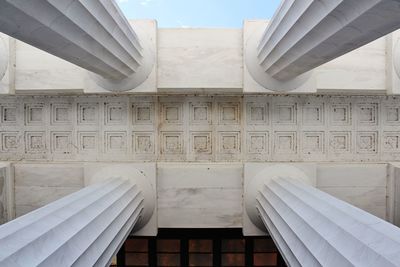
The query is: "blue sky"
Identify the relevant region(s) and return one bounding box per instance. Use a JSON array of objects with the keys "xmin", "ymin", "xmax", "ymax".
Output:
[{"xmin": 117, "ymin": 0, "xmax": 281, "ymax": 28}]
